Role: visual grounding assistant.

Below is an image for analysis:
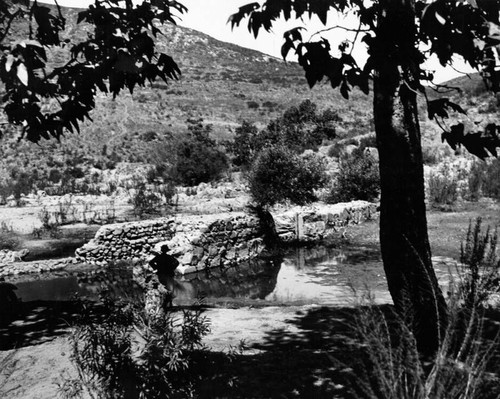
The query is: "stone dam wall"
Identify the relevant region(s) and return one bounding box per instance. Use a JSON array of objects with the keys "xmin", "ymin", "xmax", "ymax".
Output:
[
  {"xmin": 75, "ymin": 213, "xmax": 266, "ymax": 275},
  {"xmin": 73, "ymin": 201, "xmax": 378, "ymax": 276},
  {"xmin": 274, "ymin": 201, "xmax": 379, "ymax": 242}
]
